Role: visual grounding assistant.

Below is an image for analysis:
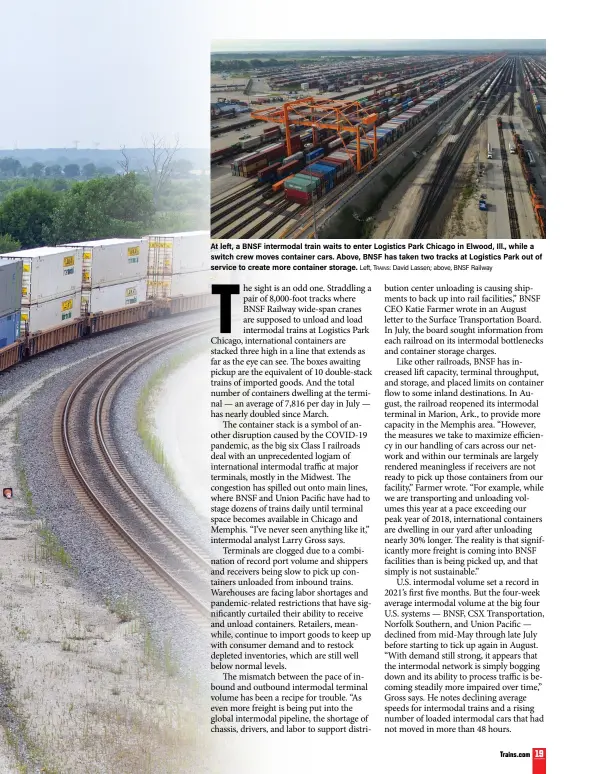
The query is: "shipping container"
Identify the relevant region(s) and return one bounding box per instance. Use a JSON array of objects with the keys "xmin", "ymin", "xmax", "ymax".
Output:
[
  {"xmin": 148, "ymin": 272, "xmax": 211, "ymax": 299},
  {"xmin": 285, "ymin": 174, "xmax": 321, "ymax": 192},
  {"xmin": 145, "ymin": 231, "xmax": 209, "ymax": 282},
  {"xmin": 285, "ymin": 188, "xmax": 314, "ymax": 205},
  {"xmin": 284, "ymin": 152, "xmax": 304, "ymax": 163},
  {"xmin": 0, "ymin": 311, "xmax": 20, "ymax": 348},
  {"xmin": 257, "ymin": 162, "xmax": 282, "ymax": 183},
  {"xmin": 277, "ymin": 160, "xmax": 302, "ymax": 179},
  {"xmin": 22, "ymin": 292, "xmax": 83, "ymax": 334},
  {"xmin": 301, "ymin": 169, "xmax": 329, "ymax": 192},
  {"xmin": 87, "ymin": 279, "xmax": 148, "ymax": 315},
  {"xmin": 169, "ymin": 272, "xmax": 212, "ymax": 297},
  {"xmin": 0, "ymin": 258, "xmax": 23, "ymax": 318},
  {"xmin": 305, "ymin": 148, "xmax": 325, "ymax": 163},
  {"xmin": 59, "ymin": 238, "xmax": 148, "ymax": 293},
  {"xmin": 0, "ymin": 246, "xmax": 83, "ymax": 306},
  {"xmin": 240, "ymin": 137, "xmax": 261, "ymax": 151}
]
